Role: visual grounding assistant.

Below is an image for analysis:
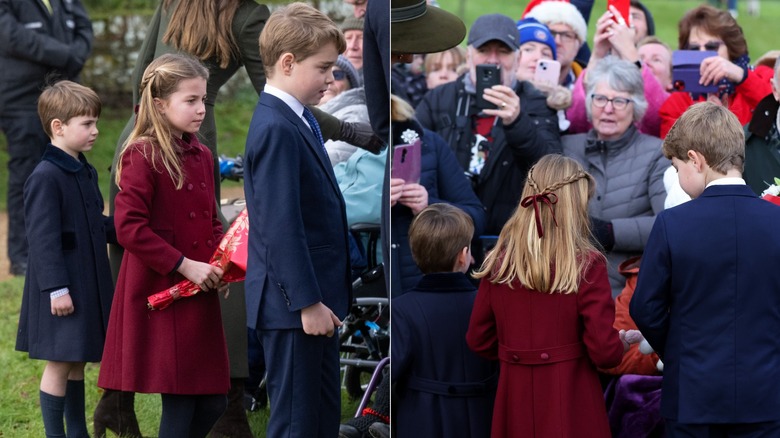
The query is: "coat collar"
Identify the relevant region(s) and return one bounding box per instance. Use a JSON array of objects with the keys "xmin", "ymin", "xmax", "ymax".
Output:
[
  {"xmin": 414, "ymin": 272, "xmax": 476, "ymax": 292},
  {"xmin": 41, "ymin": 144, "xmax": 85, "ymax": 173},
  {"xmin": 746, "ymin": 93, "xmax": 779, "ymax": 139},
  {"xmin": 700, "ymin": 183, "xmax": 757, "ymax": 199},
  {"xmin": 175, "ymin": 133, "xmax": 202, "ymax": 155},
  {"xmin": 584, "ymin": 125, "xmax": 639, "ymax": 156}
]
